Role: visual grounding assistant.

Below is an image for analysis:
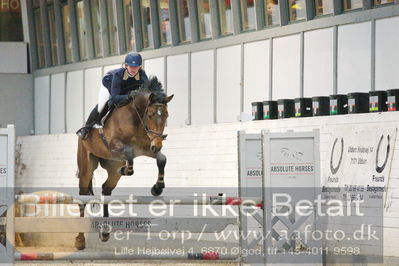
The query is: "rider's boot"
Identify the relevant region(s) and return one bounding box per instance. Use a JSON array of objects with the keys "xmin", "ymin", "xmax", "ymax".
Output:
[{"xmin": 76, "ymin": 106, "xmax": 99, "ymax": 140}]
